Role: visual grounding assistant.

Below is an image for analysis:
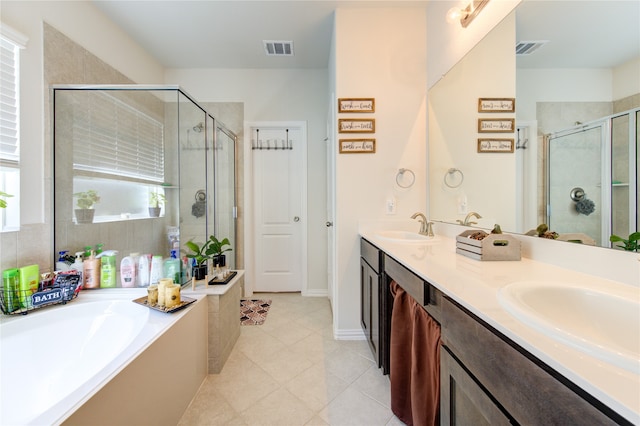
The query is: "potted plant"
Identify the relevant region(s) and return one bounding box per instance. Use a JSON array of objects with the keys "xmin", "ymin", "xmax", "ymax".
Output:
[
  {"xmin": 184, "ymin": 238, "xmax": 213, "ymax": 280},
  {"xmin": 208, "ymin": 235, "xmax": 232, "ymax": 272},
  {"xmin": 148, "ymin": 191, "xmax": 166, "ymax": 217},
  {"xmin": 73, "ymin": 190, "xmax": 100, "ymax": 224},
  {"xmin": 0, "ymin": 191, "xmax": 13, "ymax": 208},
  {"xmin": 610, "ymin": 232, "xmax": 640, "ymax": 252}
]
